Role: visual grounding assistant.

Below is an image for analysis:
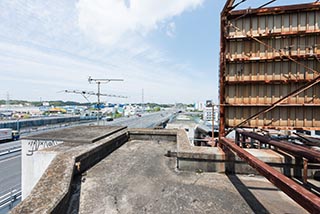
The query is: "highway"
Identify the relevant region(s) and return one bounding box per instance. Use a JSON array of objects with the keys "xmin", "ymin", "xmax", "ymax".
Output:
[
  {"xmin": 98, "ymin": 111, "xmax": 173, "ymax": 128},
  {"xmin": 0, "ymin": 141, "xmax": 21, "ymax": 152},
  {"xmin": 0, "ymin": 110, "xmax": 175, "ymax": 212},
  {"xmin": 0, "ymin": 155, "xmax": 21, "ymax": 194}
]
